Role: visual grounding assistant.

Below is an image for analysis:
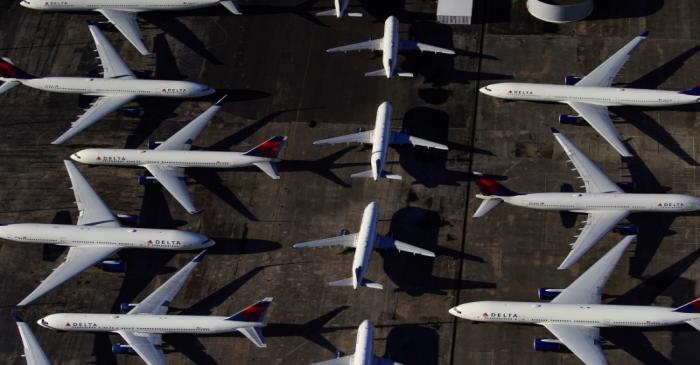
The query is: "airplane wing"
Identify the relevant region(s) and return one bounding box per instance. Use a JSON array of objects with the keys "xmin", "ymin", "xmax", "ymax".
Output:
[
  {"xmin": 52, "ymin": 94, "xmax": 136, "ymax": 145},
  {"xmin": 327, "ymin": 39, "xmax": 382, "ymax": 53},
  {"xmin": 313, "ymin": 131, "xmax": 373, "ymax": 145},
  {"xmin": 143, "ymin": 165, "xmax": 199, "ymax": 214},
  {"xmin": 375, "ymin": 235, "xmax": 435, "ymax": 257},
  {"xmin": 95, "ymin": 10, "xmax": 151, "ymax": 56},
  {"xmin": 310, "ymin": 355, "xmax": 353, "ymax": 365},
  {"xmin": 398, "ymin": 40, "xmax": 454, "ymax": 54},
  {"xmin": 13, "ymin": 314, "xmax": 52, "ymax": 365},
  {"xmin": 542, "ymin": 324, "xmax": 608, "ymax": 365},
  {"xmin": 129, "ymin": 251, "xmax": 205, "ymax": 315},
  {"xmin": 563, "ymin": 102, "xmax": 632, "ymax": 158},
  {"xmin": 292, "ymin": 233, "xmax": 358, "ymax": 249},
  {"xmin": 17, "ymin": 246, "xmax": 119, "ymax": 306},
  {"xmin": 64, "ymin": 160, "xmax": 121, "ymax": 227},
  {"xmin": 156, "ymin": 97, "xmax": 226, "ymax": 151},
  {"xmin": 390, "ymin": 132, "xmax": 448, "ymax": 150},
  {"xmin": 87, "ymin": 22, "xmax": 137, "ymax": 78},
  {"xmin": 558, "ymin": 210, "xmax": 629, "ymax": 270},
  {"xmin": 575, "ymin": 32, "xmax": 648, "ymax": 87},
  {"xmin": 115, "ymin": 331, "xmax": 167, "ymax": 365},
  {"xmin": 553, "ymin": 235, "xmax": 634, "ymax": 305},
  {"xmin": 551, "ymin": 128, "xmax": 624, "ymax": 193}
]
